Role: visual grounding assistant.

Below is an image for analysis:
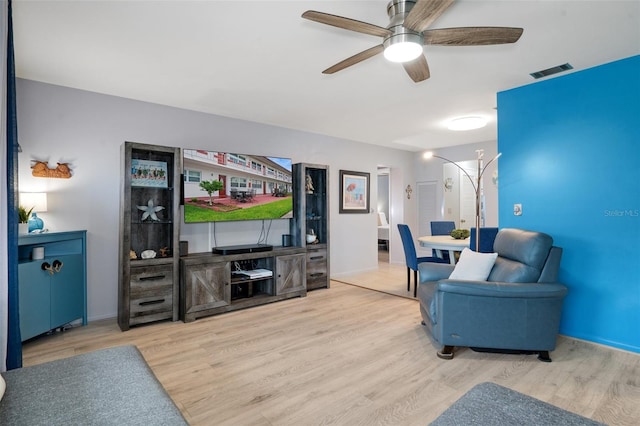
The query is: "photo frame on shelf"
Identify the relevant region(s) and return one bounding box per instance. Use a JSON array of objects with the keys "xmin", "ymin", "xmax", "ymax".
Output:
[
  {"xmin": 339, "ymin": 170, "xmax": 370, "ymax": 214},
  {"xmin": 131, "ymin": 159, "xmax": 168, "ymax": 188}
]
